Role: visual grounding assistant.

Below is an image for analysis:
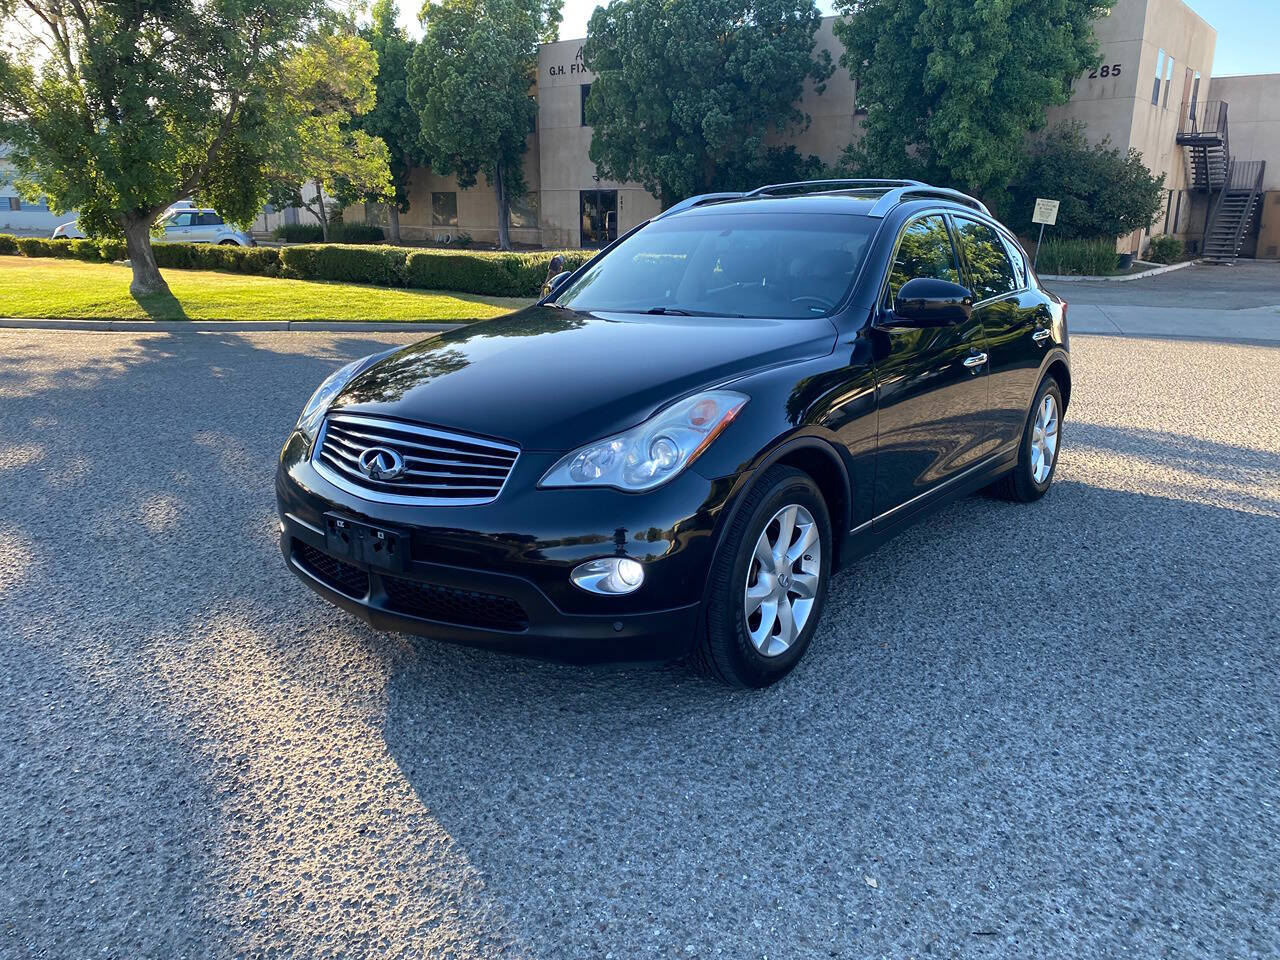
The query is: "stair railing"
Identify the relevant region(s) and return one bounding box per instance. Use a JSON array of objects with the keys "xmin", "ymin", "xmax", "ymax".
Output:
[
  {"xmin": 1228, "ymin": 160, "xmax": 1266, "ymax": 256},
  {"xmin": 1203, "ymin": 158, "xmax": 1236, "ymax": 255}
]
